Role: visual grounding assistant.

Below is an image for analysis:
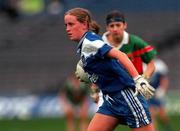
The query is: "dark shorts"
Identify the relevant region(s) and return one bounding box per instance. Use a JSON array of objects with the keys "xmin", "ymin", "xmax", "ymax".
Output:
[{"xmin": 97, "ymin": 88, "xmax": 151, "ymax": 128}]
